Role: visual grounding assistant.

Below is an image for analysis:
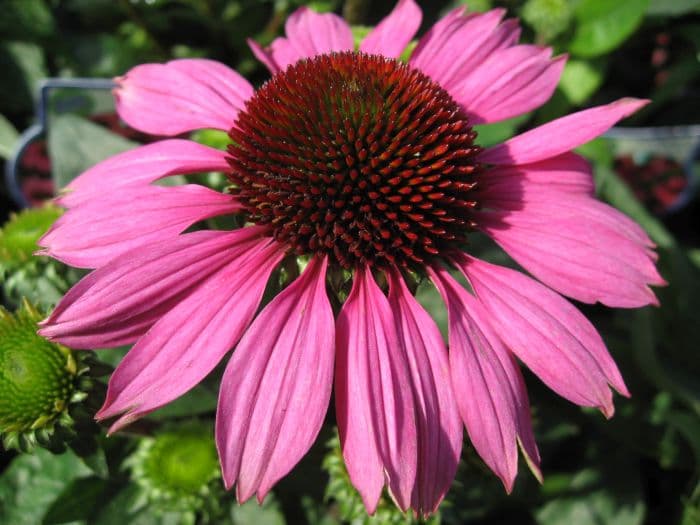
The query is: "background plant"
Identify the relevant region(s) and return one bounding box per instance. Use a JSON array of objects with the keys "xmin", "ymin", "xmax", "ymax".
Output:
[{"xmin": 1, "ymin": 1, "xmax": 699, "ymax": 524}]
